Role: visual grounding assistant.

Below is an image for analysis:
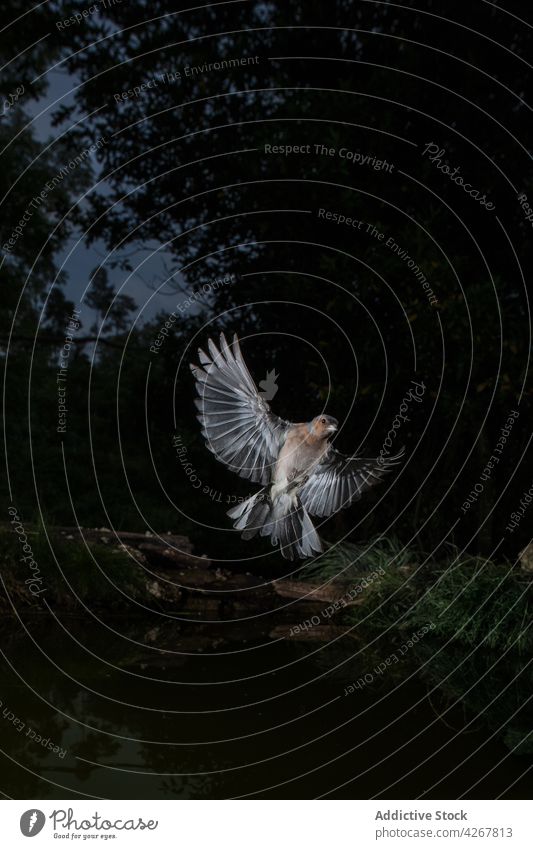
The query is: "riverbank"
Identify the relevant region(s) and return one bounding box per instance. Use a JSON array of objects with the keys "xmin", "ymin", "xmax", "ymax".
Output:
[{"xmin": 1, "ymin": 527, "xmax": 530, "ymax": 656}]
